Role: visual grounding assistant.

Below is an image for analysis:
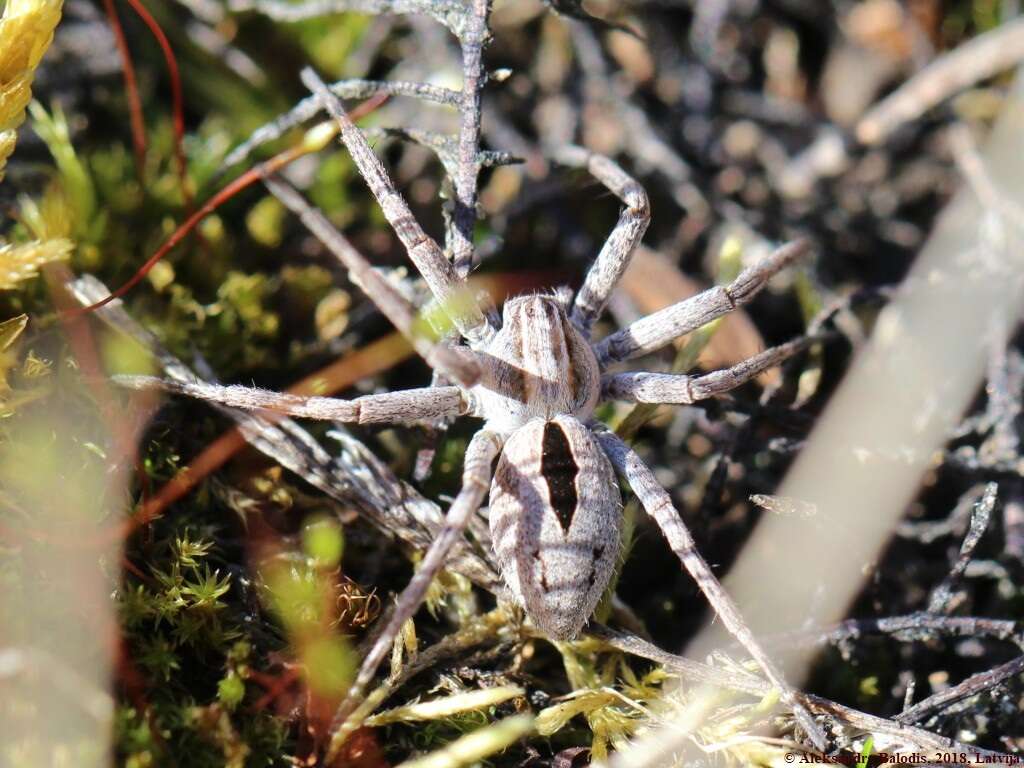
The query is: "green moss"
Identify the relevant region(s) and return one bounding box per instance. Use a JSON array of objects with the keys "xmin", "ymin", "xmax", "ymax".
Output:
[{"xmin": 290, "ymin": 15, "xmax": 371, "ymax": 75}]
